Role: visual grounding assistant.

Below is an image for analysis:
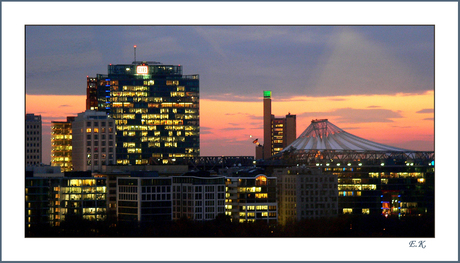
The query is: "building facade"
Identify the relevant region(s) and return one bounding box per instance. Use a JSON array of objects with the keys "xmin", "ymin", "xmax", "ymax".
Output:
[
  {"xmin": 72, "ymin": 110, "xmax": 116, "ymax": 172},
  {"xmin": 172, "ymin": 173, "xmax": 226, "ymax": 221},
  {"xmin": 117, "ymin": 176, "xmax": 173, "ymax": 222},
  {"xmin": 272, "ymin": 167, "xmax": 338, "ymax": 224},
  {"xmin": 51, "ymin": 116, "xmax": 75, "ymax": 172},
  {"xmin": 273, "ymin": 119, "xmax": 435, "ymax": 218},
  {"xmin": 225, "ymin": 174, "xmax": 278, "ymax": 223},
  {"xmin": 90, "ymin": 61, "xmax": 200, "ymax": 165},
  {"xmin": 26, "ymin": 114, "xmax": 42, "ymax": 165},
  {"xmin": 26, "ymin": 174, "xmax": 107, "ymax": 228}
]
